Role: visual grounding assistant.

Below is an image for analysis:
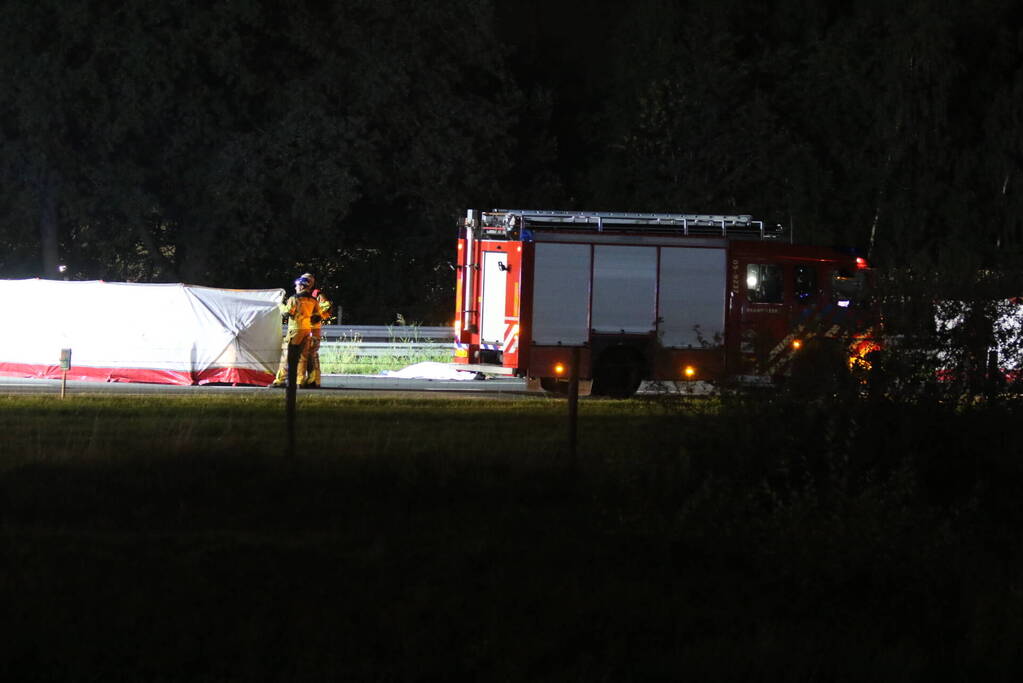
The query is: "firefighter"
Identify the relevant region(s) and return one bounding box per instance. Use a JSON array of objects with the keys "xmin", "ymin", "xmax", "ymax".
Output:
[
  {"xmin": 268, "ymin": 274, "xmax": 319, "ymax": 388},
  {"xmin": 304, "ymin": 277, "xmax": 334, "ymax": 388}
]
